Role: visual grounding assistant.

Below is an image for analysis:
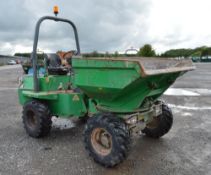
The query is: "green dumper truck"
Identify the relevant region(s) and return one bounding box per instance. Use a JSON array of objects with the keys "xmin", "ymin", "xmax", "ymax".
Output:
[{"xmin": 18, "ymin": 14, "xmax": 195, "ymax": 167}]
